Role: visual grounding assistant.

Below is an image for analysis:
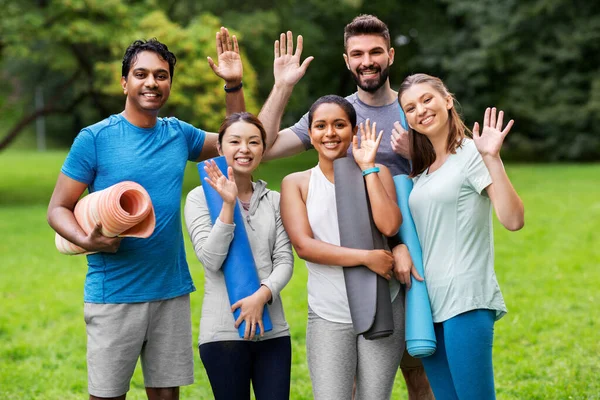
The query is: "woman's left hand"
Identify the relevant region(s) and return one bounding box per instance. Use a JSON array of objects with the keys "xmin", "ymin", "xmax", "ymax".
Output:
[
  {"xmin": 353, "ymin": 118, "xmax": 383, "ymax": 170},
  {"xmin": 473, "ymin": 107, "xmax": 514, "ymax": 158},
  {"xmin": 231, "ymin": 291, "xmax": 268, "ymax": 340}
]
